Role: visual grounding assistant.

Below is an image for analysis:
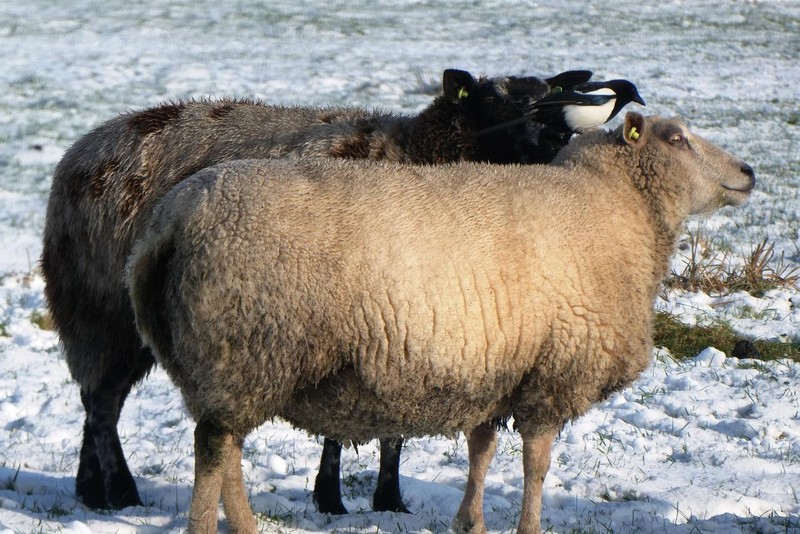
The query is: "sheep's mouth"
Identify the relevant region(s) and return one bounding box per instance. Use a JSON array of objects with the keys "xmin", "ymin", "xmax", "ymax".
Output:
[
  {"xmin": 720, "ymin": 181, "xmax": 755, "ymax": 207},
  {"xmin": 722, "ymin": 183, "xmax": 755, "ymax": 194}
]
